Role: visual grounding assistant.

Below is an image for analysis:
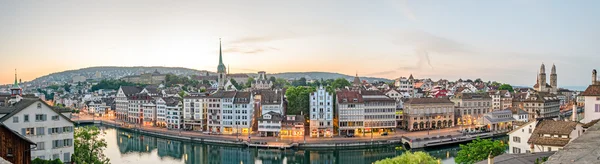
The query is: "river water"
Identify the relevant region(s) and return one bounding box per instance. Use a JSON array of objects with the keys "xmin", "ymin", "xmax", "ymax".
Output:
[{"xmin": 97, "ymin": 126, "xmax": 507, "ymax": 164}]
